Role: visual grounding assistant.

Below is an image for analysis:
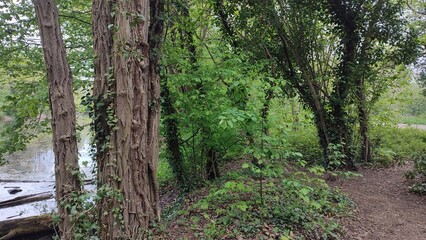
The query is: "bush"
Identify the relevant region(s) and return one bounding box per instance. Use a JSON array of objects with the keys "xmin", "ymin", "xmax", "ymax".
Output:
[{"xmin": 405, "ymin": 150, "xmax": 426, "ymax": 195}]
